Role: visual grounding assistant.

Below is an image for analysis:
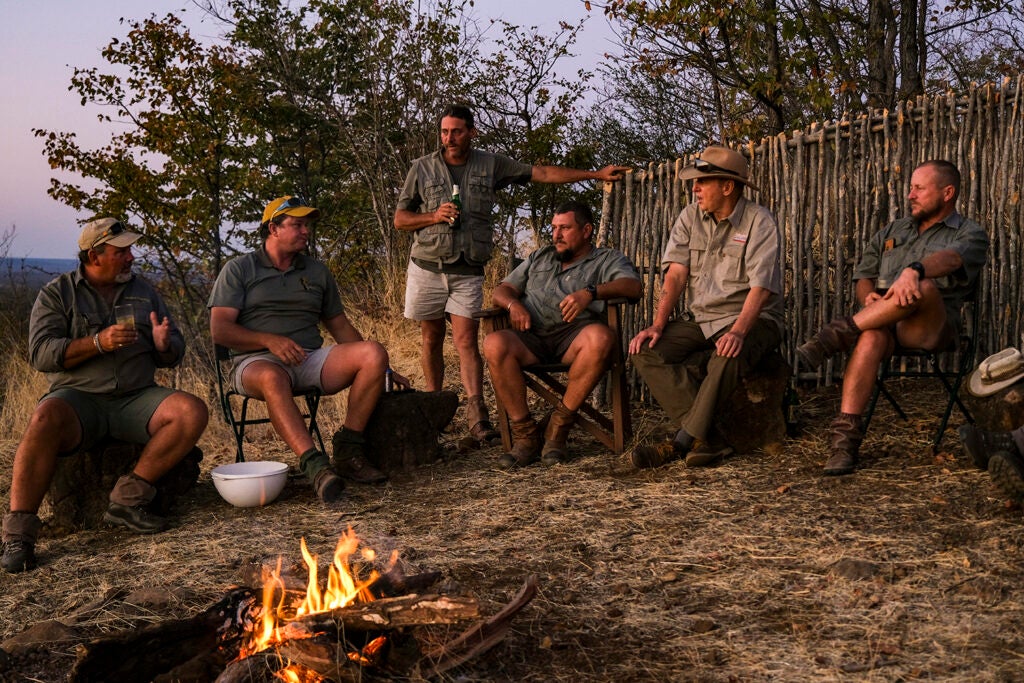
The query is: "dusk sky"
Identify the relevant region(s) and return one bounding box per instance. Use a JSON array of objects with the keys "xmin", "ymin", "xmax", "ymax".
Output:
[{"xmin": 0, "ymin": 0, "xmax": 615, "ymax": 259}]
